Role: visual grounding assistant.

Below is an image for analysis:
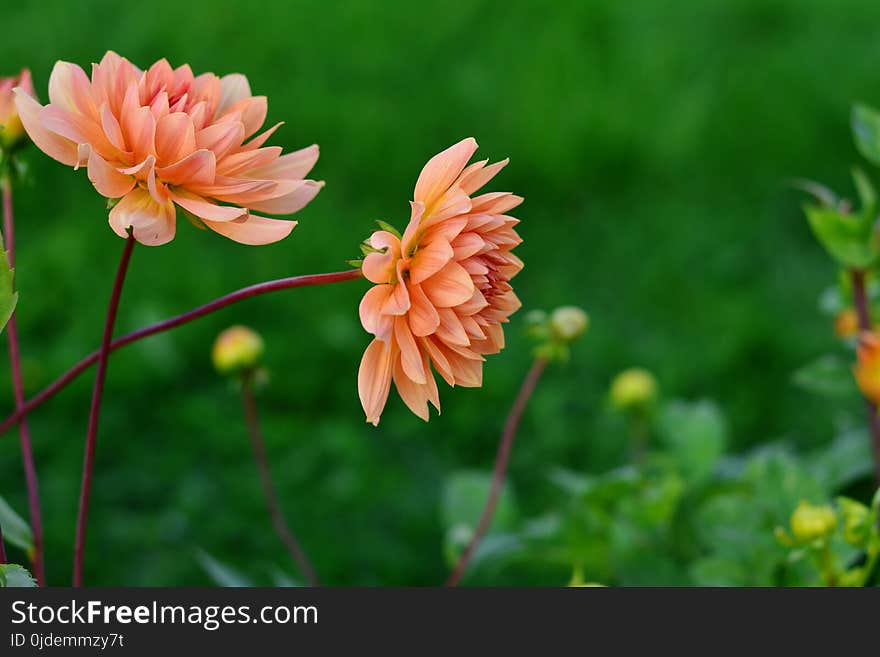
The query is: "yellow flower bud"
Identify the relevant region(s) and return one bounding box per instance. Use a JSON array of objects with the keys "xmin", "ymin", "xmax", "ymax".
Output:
[
  {"xmin": 550, "ymin": 306, "xmax": 589, "ymax": 342},
  {"xmin": 789, "ymin": 501, "xmax": 837, "ymax": 543},
  {"xmin": 834, "ymin": 308, "xmax": 859, "ymax": 339},
  {"xmin": 609, "ymin": 368, "xmax": 658, "ymax": 411},
  {"xmin": 0, "ymin": 69, "xmax": 35, "ymax": 151},
  {"xmin": 838, "ymin": 497, "xmax": 870, "ymax": 547},
  {"xmin": 212, "ymin": 326, "xmax": 264, "ymax": 376}
]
